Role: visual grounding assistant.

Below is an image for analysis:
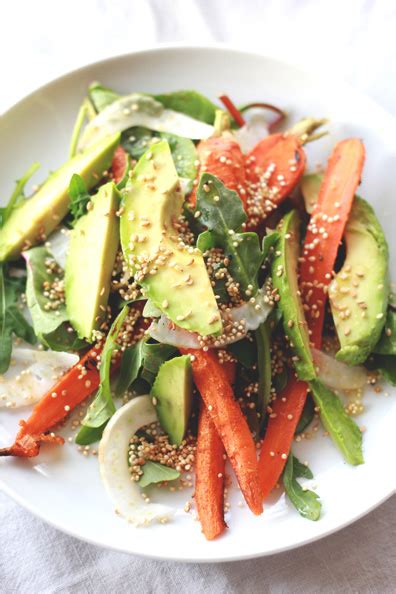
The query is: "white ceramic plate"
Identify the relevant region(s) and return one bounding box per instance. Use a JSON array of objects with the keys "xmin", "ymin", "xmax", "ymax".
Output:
[{"xmin": 0, "ymin": 45, "xmax": 395, "ymax": 563}]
